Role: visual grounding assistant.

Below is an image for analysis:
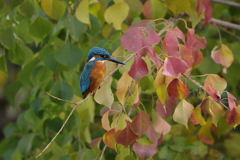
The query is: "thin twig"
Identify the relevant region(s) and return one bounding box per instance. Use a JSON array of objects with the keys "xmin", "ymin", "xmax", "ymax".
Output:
[
  {"xmin": 210, "ymin": 18, "xmax": 240, "ymax": 31},
  {"xmin": 209, "ymin": 0, "xmax": 240, "ymax": 8},
  {"xmin": 46, "ymin": 92, "xmax": 77, "ymax": 105}
]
